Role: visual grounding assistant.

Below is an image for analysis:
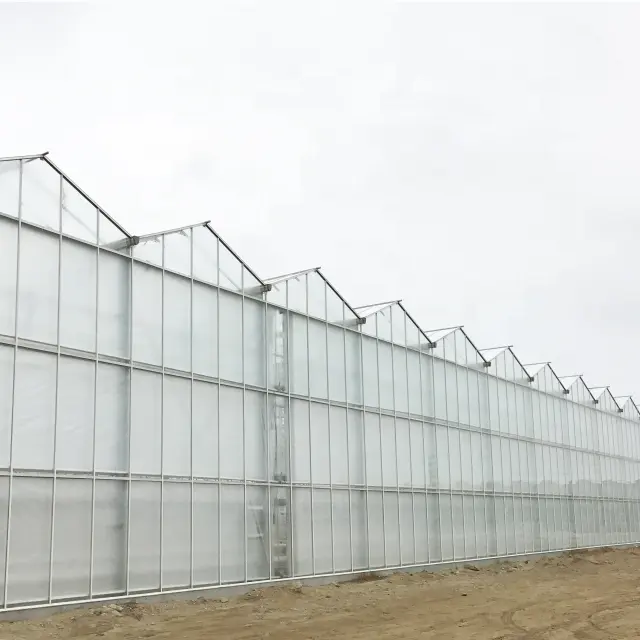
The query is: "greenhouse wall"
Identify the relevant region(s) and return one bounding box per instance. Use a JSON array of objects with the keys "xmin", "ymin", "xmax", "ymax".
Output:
[{"xmin": 1, "ymin": 155, "xmax": 640, "ymax": 612}]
